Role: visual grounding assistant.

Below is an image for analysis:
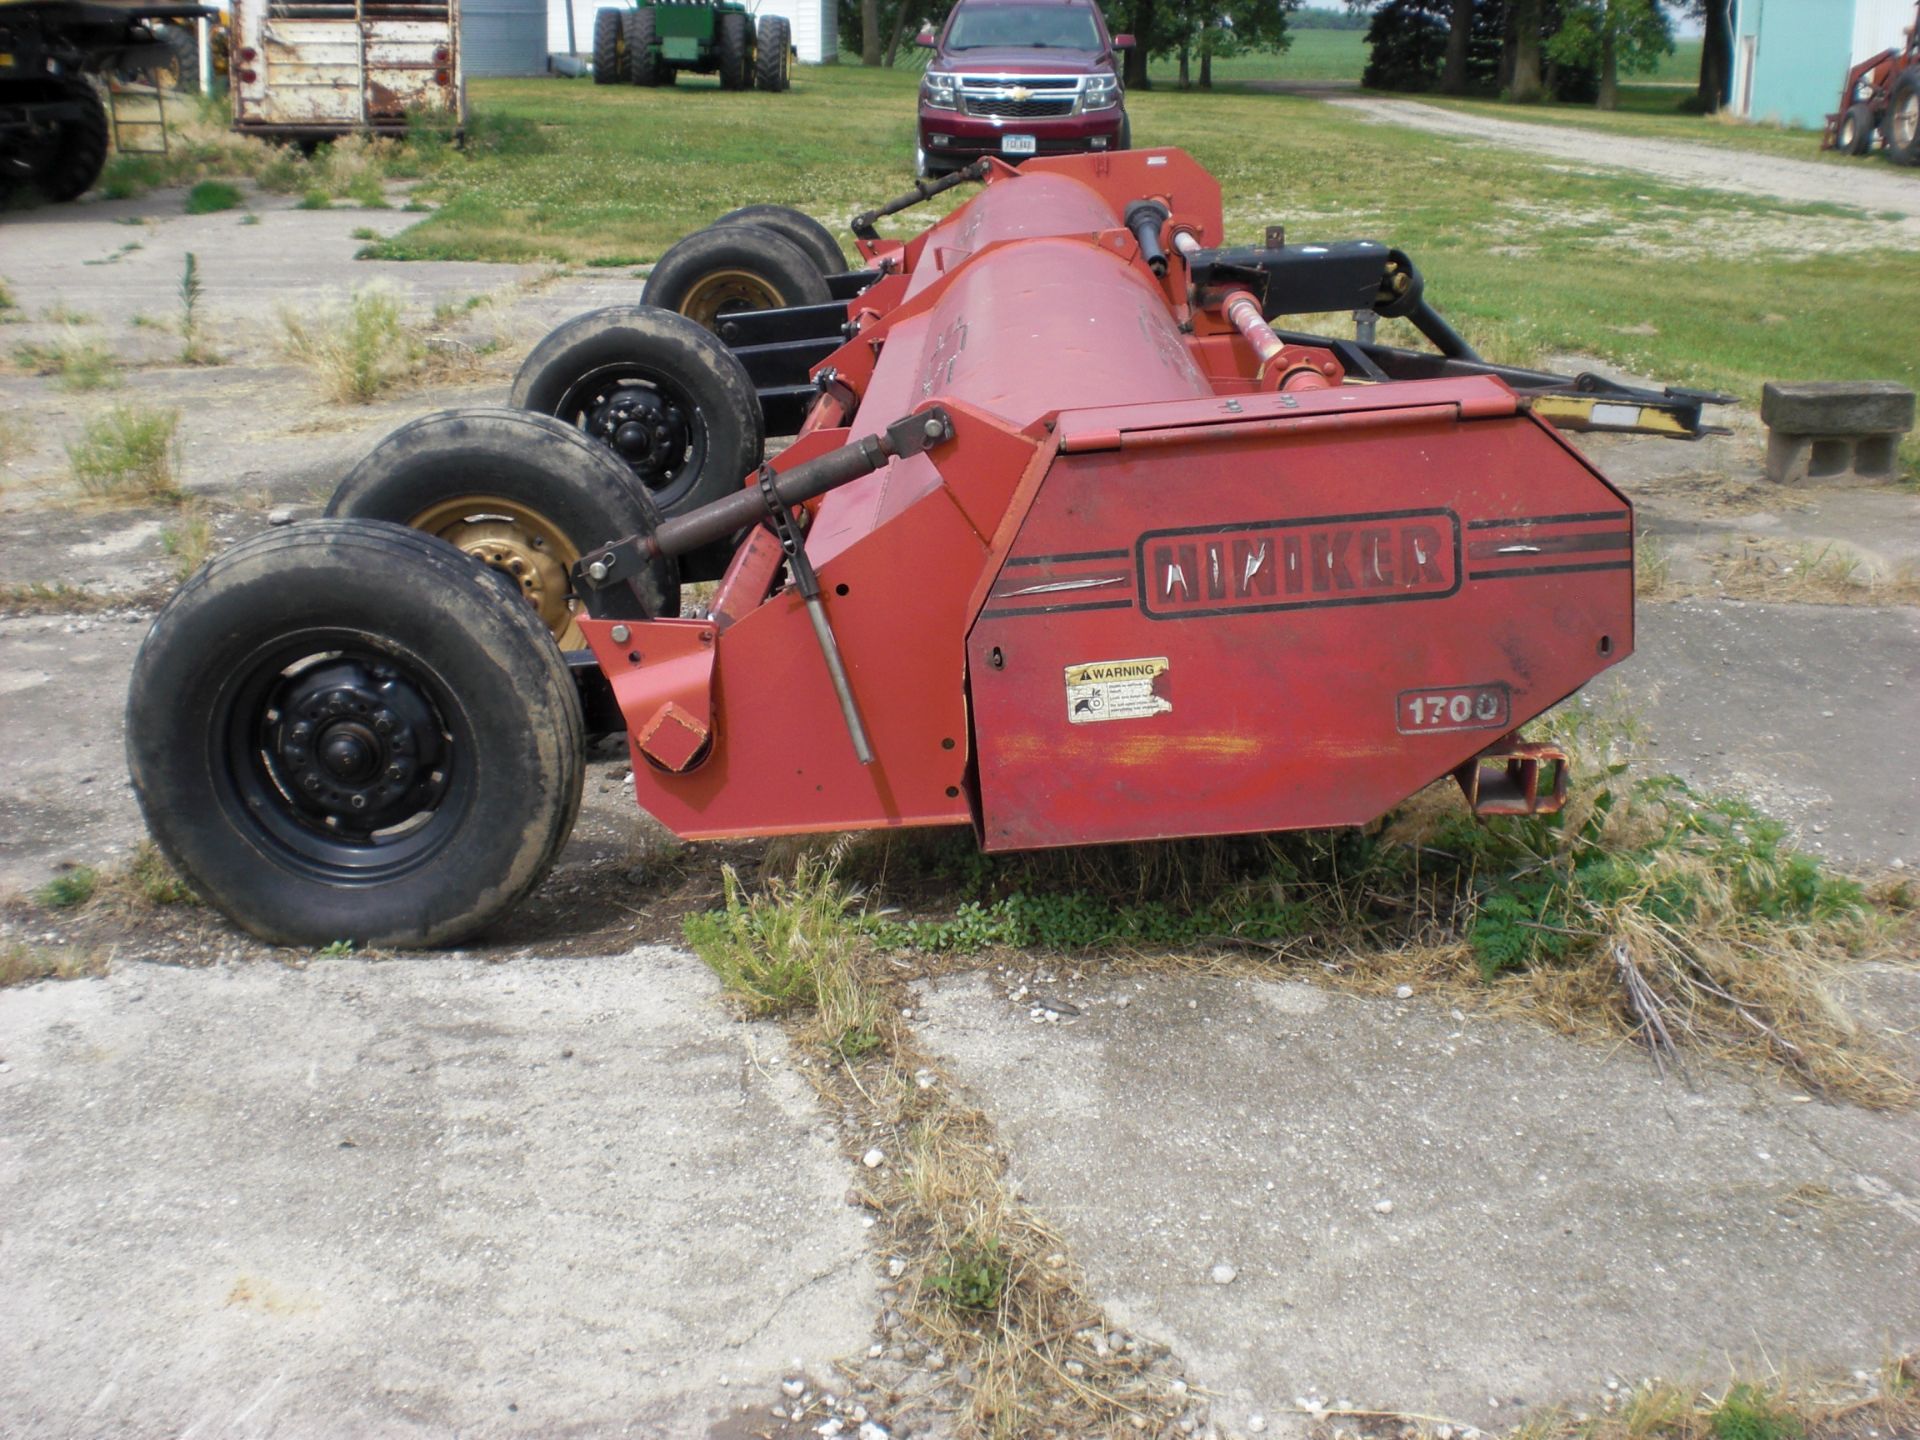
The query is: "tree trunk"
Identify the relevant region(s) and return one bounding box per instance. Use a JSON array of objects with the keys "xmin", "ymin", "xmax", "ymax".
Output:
[
  {"xmin": 1597, "ymin": 13, "xmax": 1617, "ymax": 109},
  {"xmin": 861, "ymin": 0, "xmax": 881, "ymax": 67},
  {"xmin": 1178, "ymin": 39, "xmax": 1189, "ymax": 88},
  {"xmin": 1439, "ymin": 0, "xmax": 1472, "ymax": 94},
  {"xmin": 883, "ymin": 0, "xmax": 913, "ymax": 66},
  {"xmin": 1199, "ymin": 41, "xmax": 1211, "ymax": 90},
  {"xmin": 1697, "ymin": 0, "xmax": 1731, "ymax": 110},
  {"xmin": 1510, "ymin": 0, "xmax": 1542, "ymax": 101},
  {"xmin": 1123, "ymin": 0, "xmax": 1153, "ymax": 89}
]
